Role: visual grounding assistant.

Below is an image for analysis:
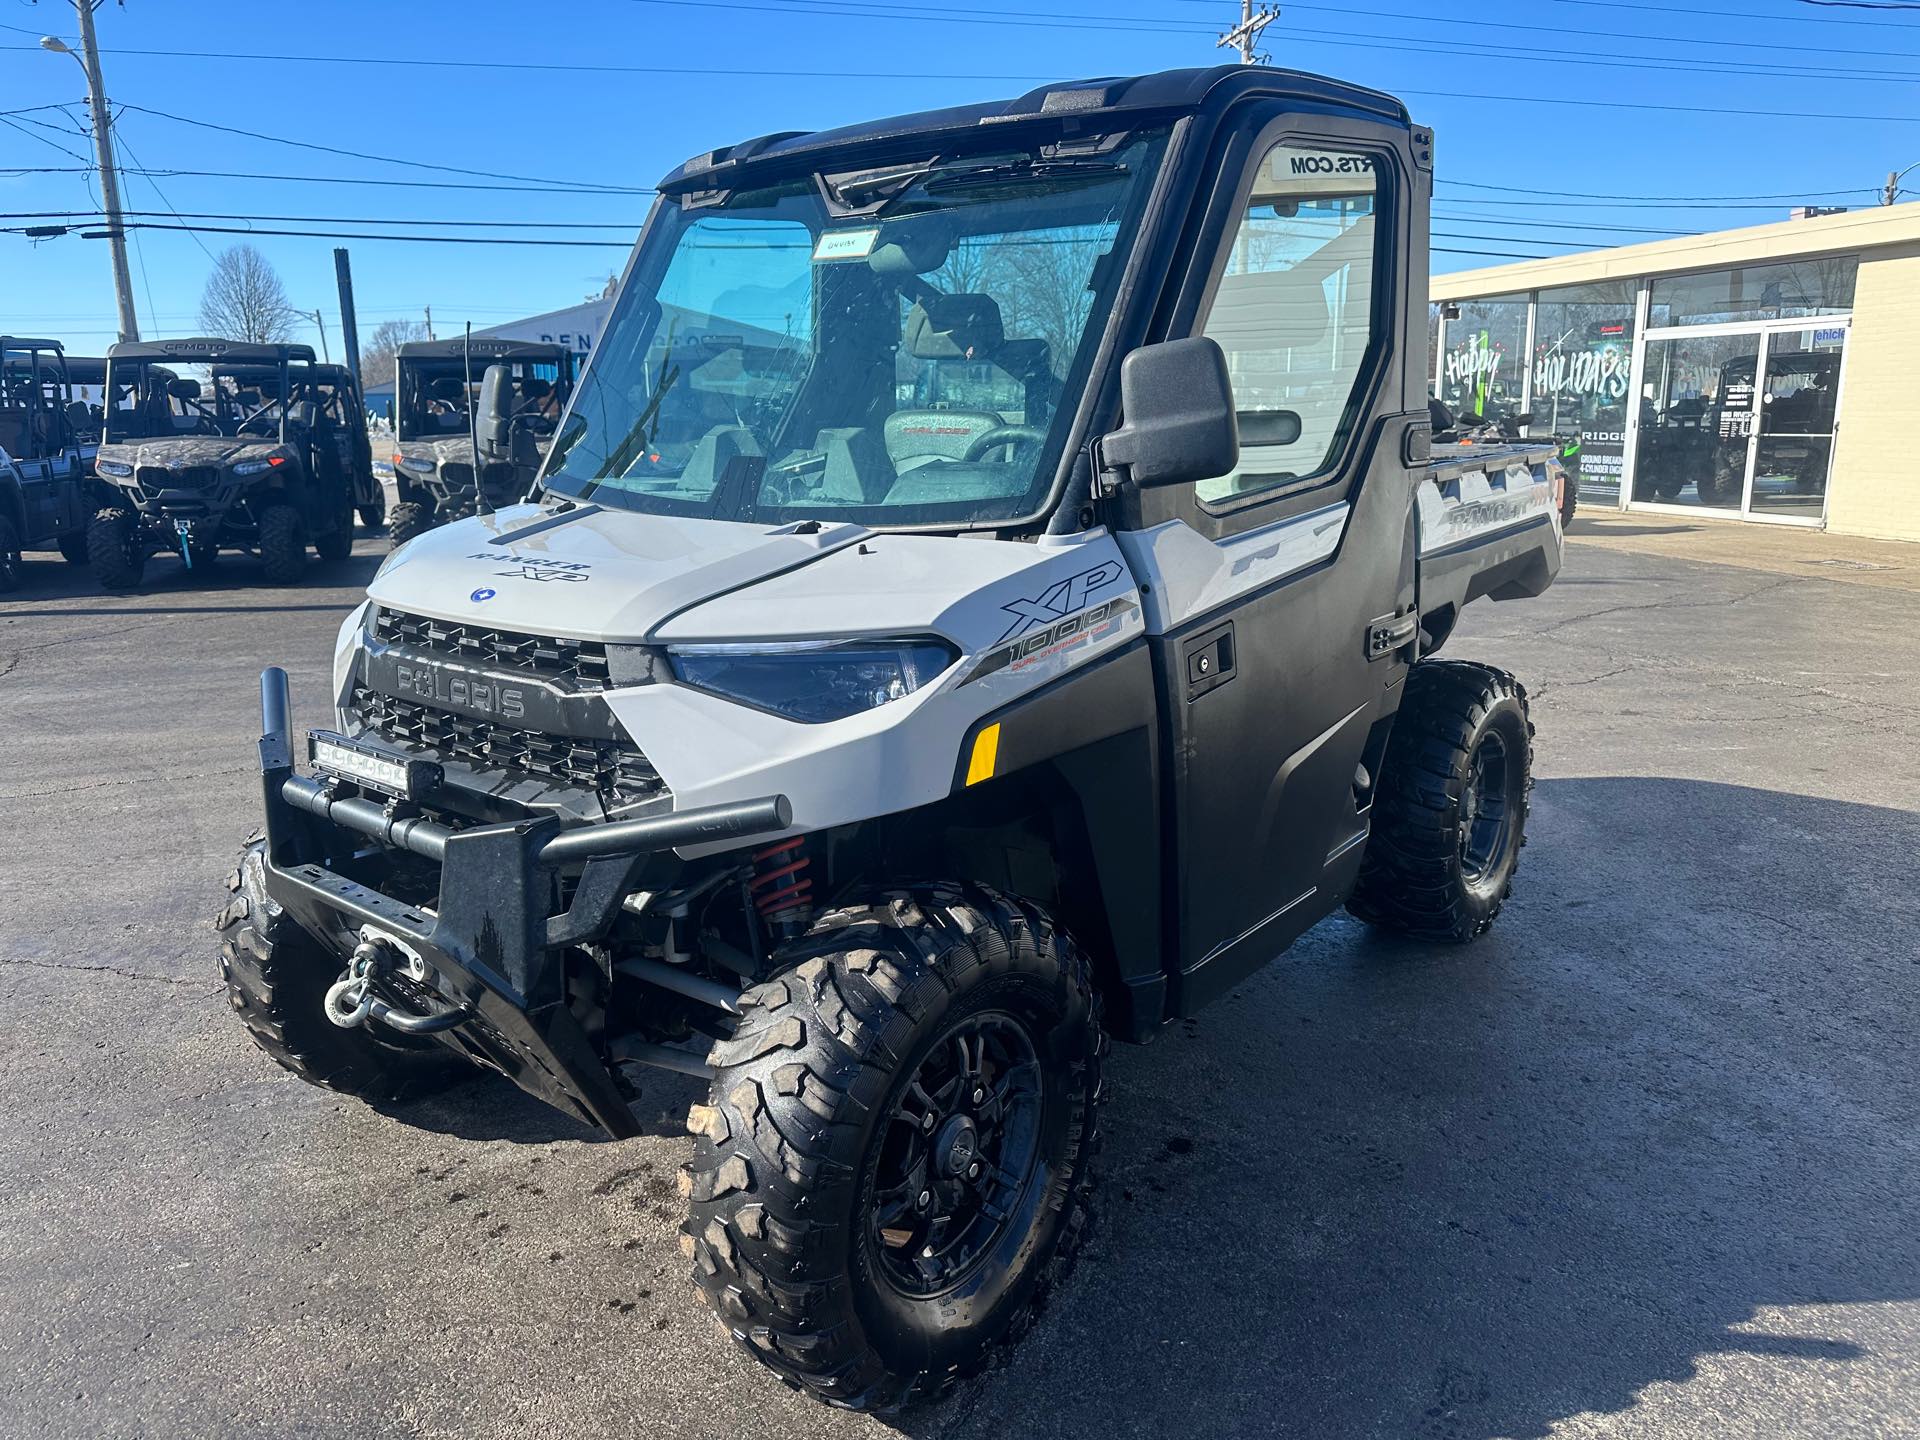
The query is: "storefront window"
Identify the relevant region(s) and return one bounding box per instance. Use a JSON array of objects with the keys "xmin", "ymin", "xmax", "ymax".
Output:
[
  {"xmin": 1650, "ymin": 257, "xmax": 1856, "ymax": 327},
  {"xmin": 1437, "ymin": 292, "xmax": 1527, "ymax": 420},
  {"xmin": 1531, "ymin": 280, "xmax": 1635, "ymax": 505}
]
